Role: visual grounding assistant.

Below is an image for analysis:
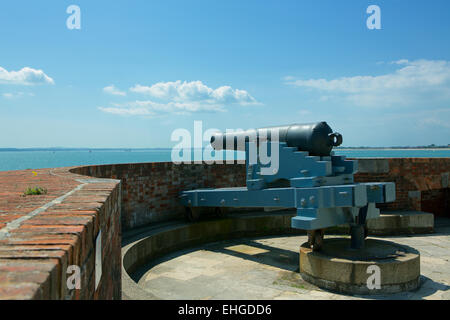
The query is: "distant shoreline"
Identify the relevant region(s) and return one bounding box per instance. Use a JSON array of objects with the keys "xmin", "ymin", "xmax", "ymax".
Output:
[{"xmin": 0, "ymin": 147, "xmax": 449, "ymax": 152}]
